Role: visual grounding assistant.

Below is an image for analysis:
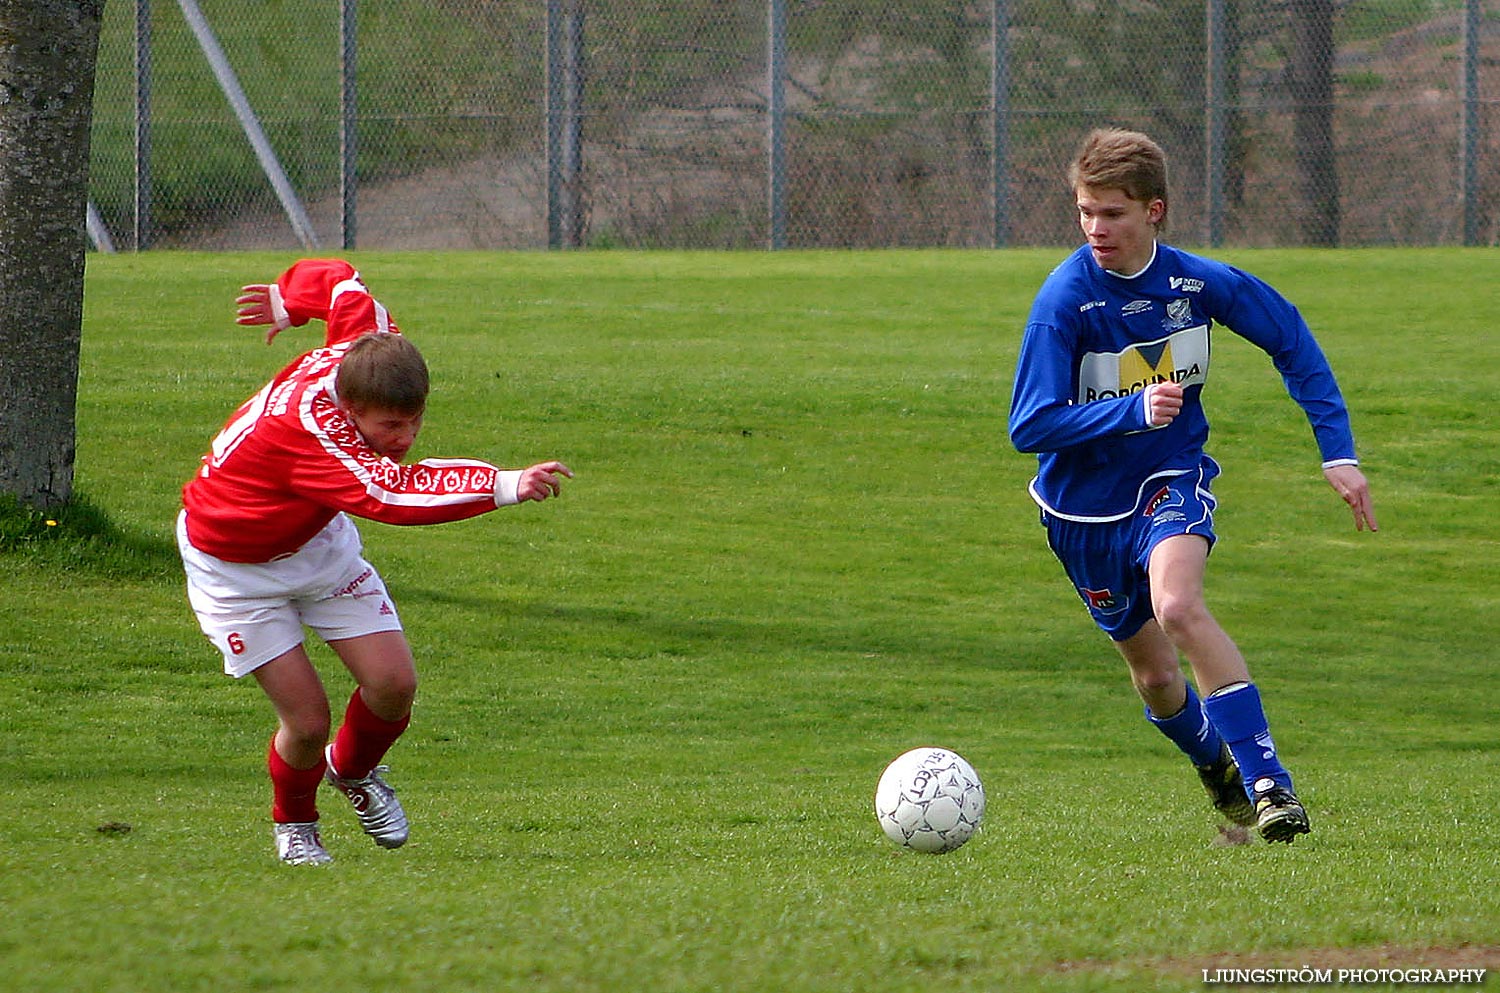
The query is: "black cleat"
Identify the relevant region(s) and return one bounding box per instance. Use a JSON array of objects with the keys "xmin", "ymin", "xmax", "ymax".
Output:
[
  {"xmin": 1252, "ymin": 778, "xmax": 1312, "ymax": 844},
  {"xmin": 1196, "ymin": 743, "xmax": 1257, "ymax": 827}
]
